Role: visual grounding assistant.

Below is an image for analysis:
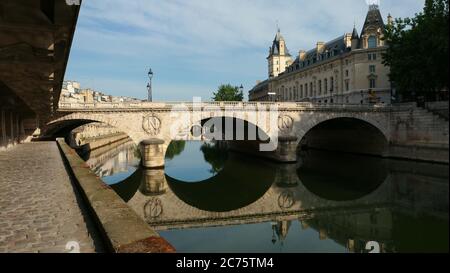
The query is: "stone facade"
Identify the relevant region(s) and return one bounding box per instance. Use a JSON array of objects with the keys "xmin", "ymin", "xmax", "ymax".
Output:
[
  {"xmin": 70, "ymin": 123, "xmax": 124, "ymax": 147},
  {"xmin": 250, "ymin": 4, "xmax": 392, "ymax": 105}
]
